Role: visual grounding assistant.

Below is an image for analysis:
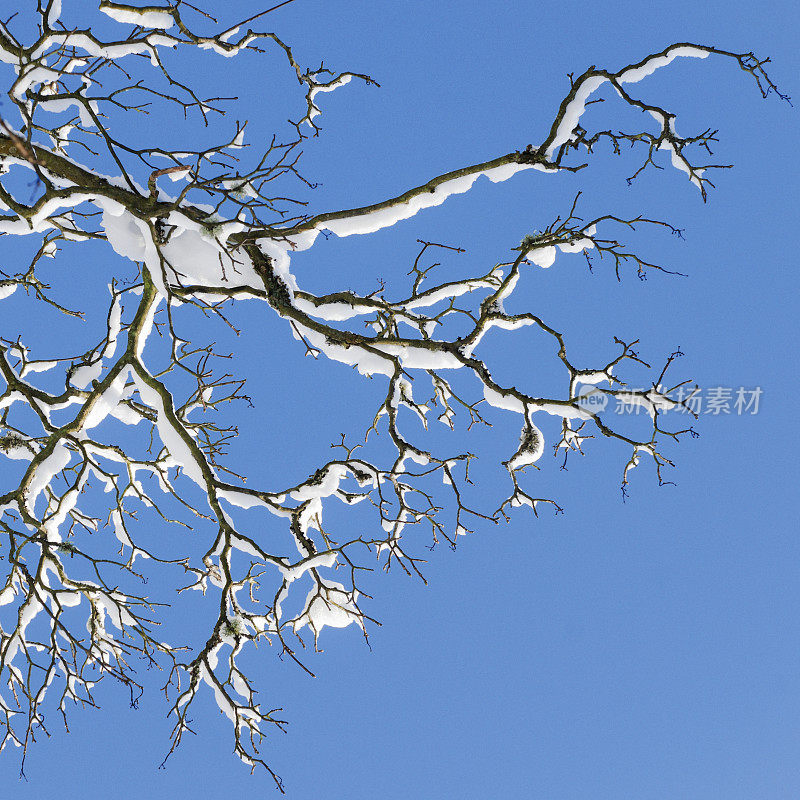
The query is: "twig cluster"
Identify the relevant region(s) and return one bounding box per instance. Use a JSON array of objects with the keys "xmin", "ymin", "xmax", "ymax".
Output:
[{"xmin": 0, "ymin": 3, "xmax": 786, "ymax": 790}]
